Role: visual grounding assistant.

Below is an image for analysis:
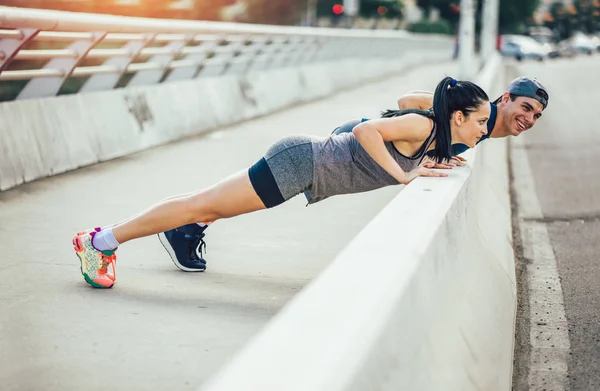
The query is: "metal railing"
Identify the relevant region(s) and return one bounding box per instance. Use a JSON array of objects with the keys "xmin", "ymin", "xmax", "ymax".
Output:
[{"xmin": 0, "ymin": 6, "xmax": 450, "ymax": 101}]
